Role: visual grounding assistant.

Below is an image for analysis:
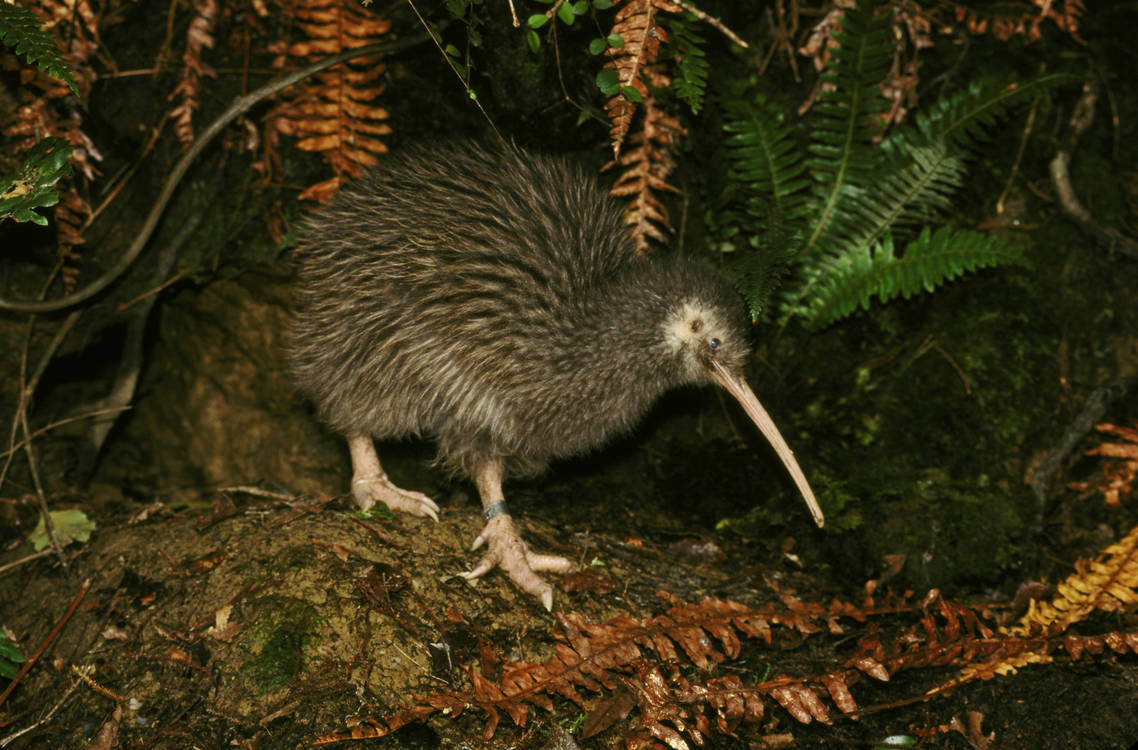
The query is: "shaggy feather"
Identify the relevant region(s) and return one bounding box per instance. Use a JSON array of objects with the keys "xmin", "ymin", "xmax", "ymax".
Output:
[{"xmin": 289, "ymin": 142, "xmax": 750, "ymax": 478}]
